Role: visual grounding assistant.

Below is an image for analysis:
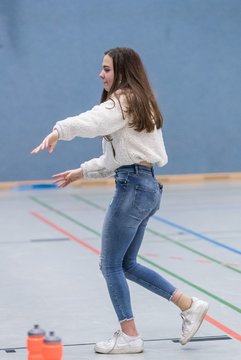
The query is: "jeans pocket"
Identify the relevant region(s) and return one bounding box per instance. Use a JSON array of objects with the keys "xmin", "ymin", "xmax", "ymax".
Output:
[
  {"xmin": 115, "ymin": 173, "xmax": 129, "ymax": 187},
  {"xmin": 133, "ymin": 185, "xmax": 157, "ymax": 214}
]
